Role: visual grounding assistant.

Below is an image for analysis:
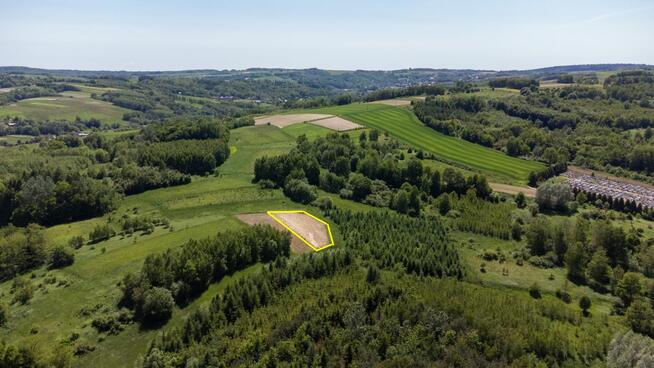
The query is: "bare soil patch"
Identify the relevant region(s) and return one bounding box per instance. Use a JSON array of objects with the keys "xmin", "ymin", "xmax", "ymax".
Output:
[
  {"xmin": 254, "ymin": 114, "xmax": 333, "ymax": 128},
  {"xmin": 490, "ymin": 183, "xmax": 536, "ymax": 198},
  {"xmin": 272, "ymin": 212, "xmax": 331, "ymax": 249},
  {"xmin": 370, "ymin": 99, "xmax": 412, "ymax": 107},
  {"xmin": 309, "ymin": 116, "xmax": 361, "ymax": 131},
  {"xmin": 236, "ymin": 213, "xmax": 312, "ymax": 253}
]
